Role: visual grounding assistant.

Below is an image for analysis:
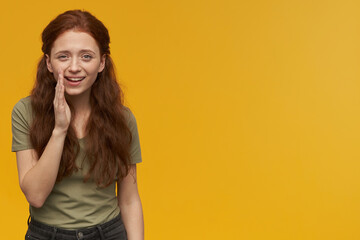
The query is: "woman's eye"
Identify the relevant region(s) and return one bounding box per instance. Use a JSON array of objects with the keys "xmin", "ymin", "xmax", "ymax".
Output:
[
  {"xmin": 57, "ymin": 55, "xmax": 68, "ymax": 60},
  {"xmin": 82, "ymin": 55, "xmax": 93, "ymax": 60}
]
